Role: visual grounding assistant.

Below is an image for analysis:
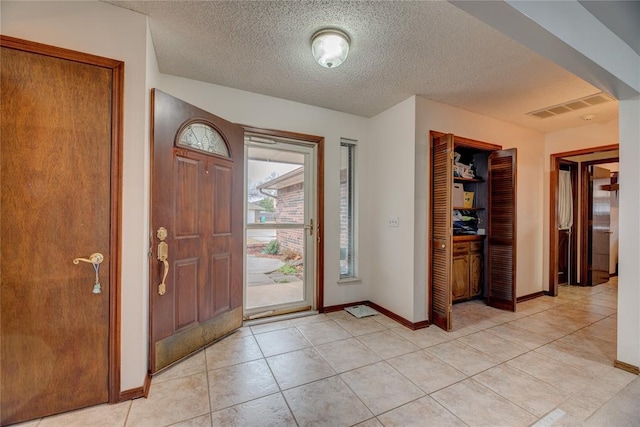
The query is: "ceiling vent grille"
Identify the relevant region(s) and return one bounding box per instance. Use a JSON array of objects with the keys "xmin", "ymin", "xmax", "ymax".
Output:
[{"xmin": 527, "ymin": 92, "xmax": 614, "ymax": 119}]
